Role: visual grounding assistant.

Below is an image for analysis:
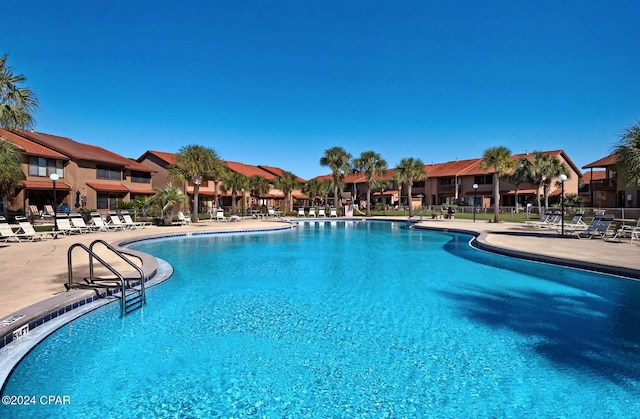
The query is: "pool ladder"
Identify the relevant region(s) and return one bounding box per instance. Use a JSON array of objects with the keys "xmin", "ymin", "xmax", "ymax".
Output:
[{"xmin": 66, "ymin": 239, "xmax": 146, "ymax": 317}]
